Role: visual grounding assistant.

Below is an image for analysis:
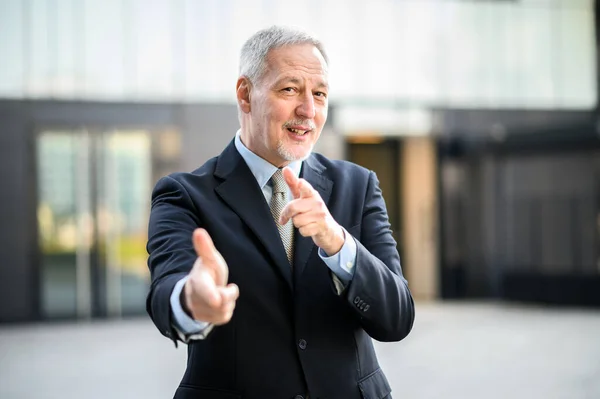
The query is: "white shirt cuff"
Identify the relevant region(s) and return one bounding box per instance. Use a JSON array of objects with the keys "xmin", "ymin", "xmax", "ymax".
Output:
[{"xmin": 318, "ymin": 227, "xmax": 357, "ymax": 290}]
